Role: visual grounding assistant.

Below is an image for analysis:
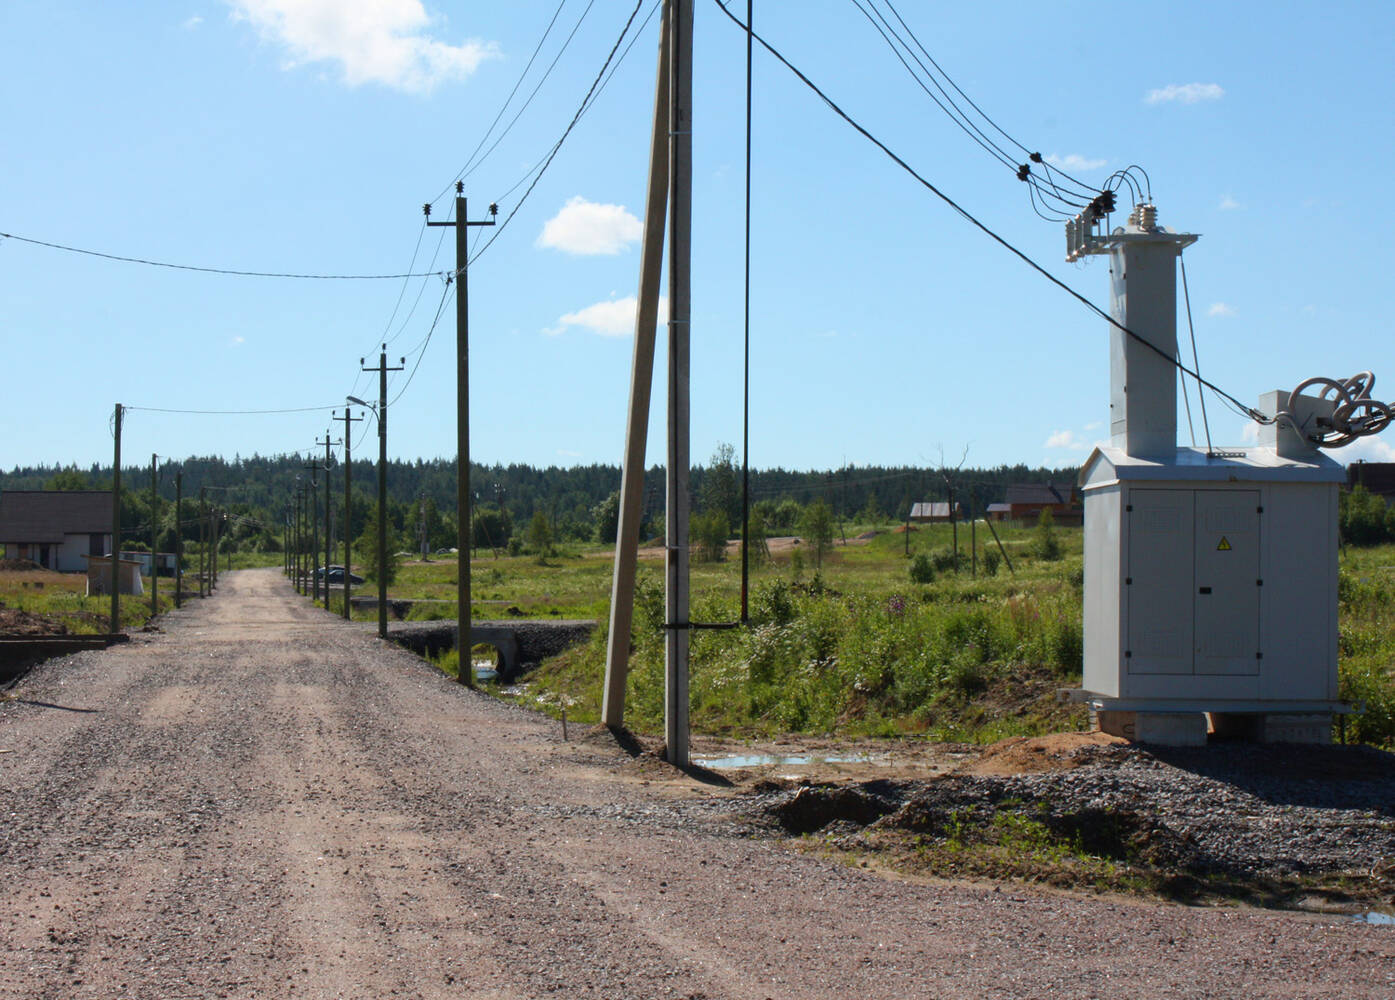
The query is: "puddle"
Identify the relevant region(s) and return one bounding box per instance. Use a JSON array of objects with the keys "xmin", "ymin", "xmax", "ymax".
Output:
[
  {"xmin": 1353, "ymin": 912, "xmax": 1395, "ymax": 926},
  {"xmin": 473, "ymin": 660, "xmax": 498, "ymax": 683},
  {"xmin": 693, "ymin": 753, "xmax": 887, "ymax": 770}
]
